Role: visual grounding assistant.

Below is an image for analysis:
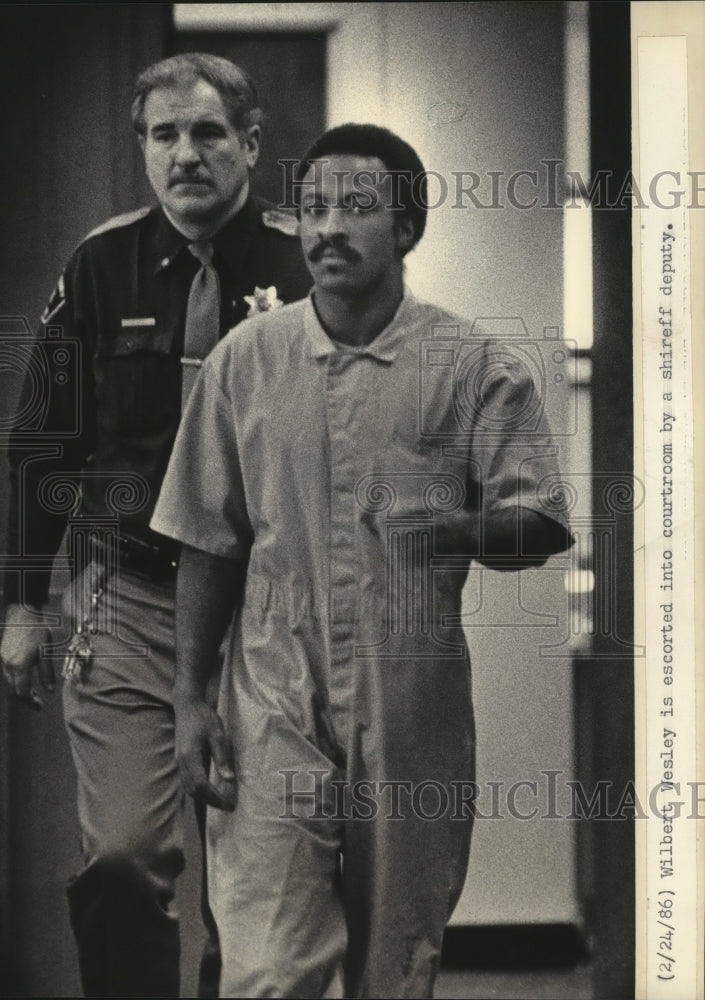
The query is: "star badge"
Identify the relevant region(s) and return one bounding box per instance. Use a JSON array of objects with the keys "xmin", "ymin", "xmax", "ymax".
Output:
[{"xmin": 244, "ymin": 286, "xmax": 283, "ymax": 317}]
